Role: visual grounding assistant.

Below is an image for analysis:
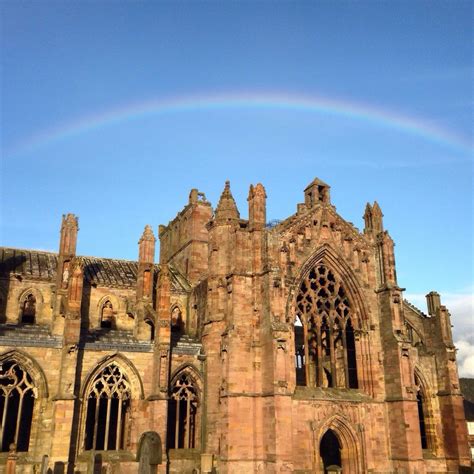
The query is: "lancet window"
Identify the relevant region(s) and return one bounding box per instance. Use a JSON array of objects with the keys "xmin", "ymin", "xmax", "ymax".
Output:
[
  {"xmin": 167, "ymin": 372, "xmax": 198, "ymax": 449},
  {"xmin": 84, "ymin": 364, "xmax": 131, "ymax": 451},
  {"xmin": 21, "ymin": 294, "xmax": 36, "ymax": 324},
  {"xmin": 0, "ymin": 360, "xmax": 35, "ymax": 452},
  {"xmin": 294, "ymin": 264, "xmax": 358, "ymax": 388},
  {"xmin": 415, "ymin": 373, "xmax": 432, "ymax": 451}
]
